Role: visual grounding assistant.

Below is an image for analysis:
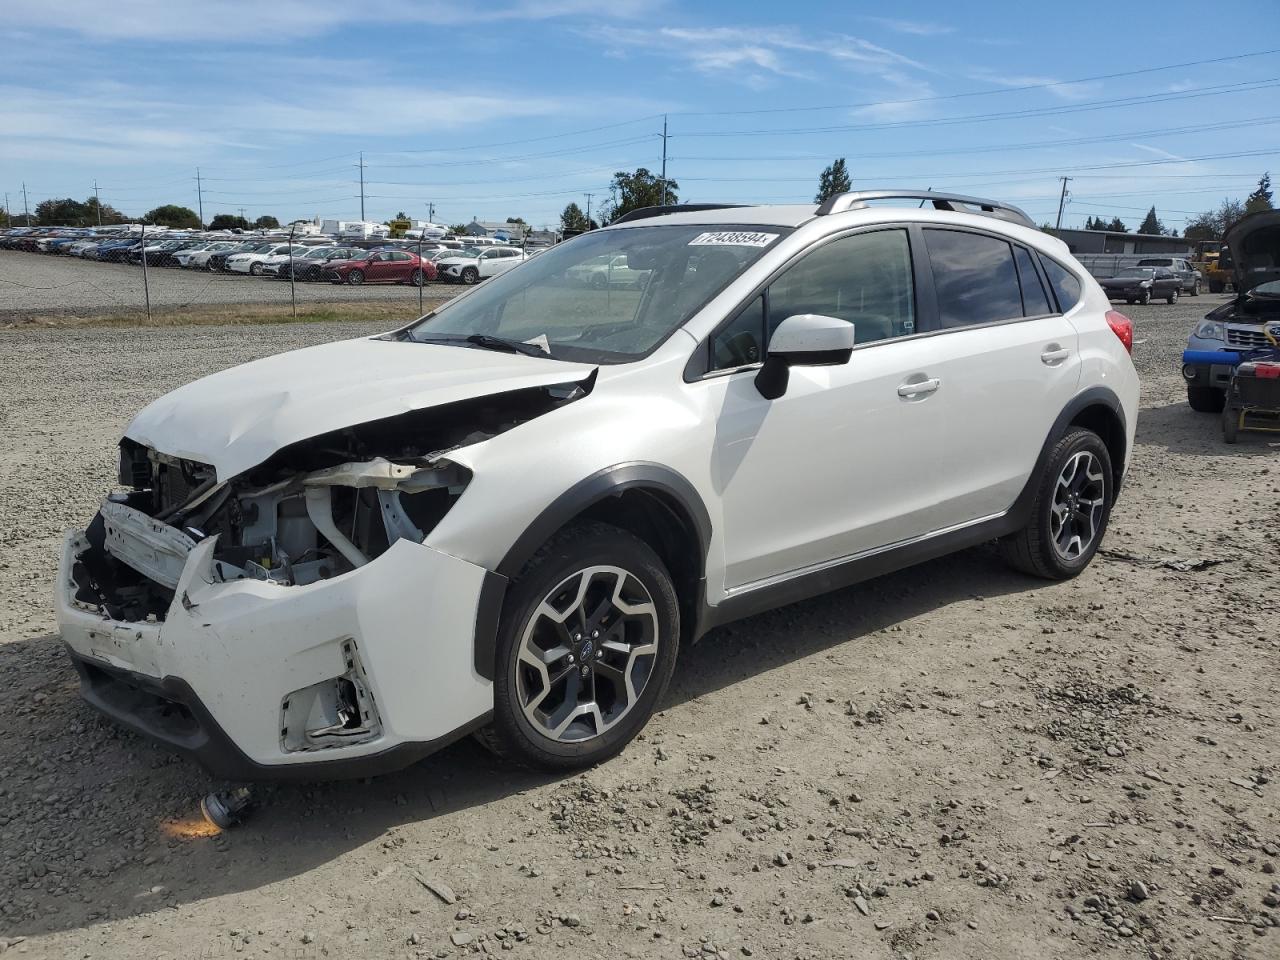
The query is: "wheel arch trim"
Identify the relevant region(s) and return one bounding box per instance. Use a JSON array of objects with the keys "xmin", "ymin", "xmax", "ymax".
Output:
[{"xmin": 473, "ymin": 462, "xmax": 713, "ymax": 680}]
